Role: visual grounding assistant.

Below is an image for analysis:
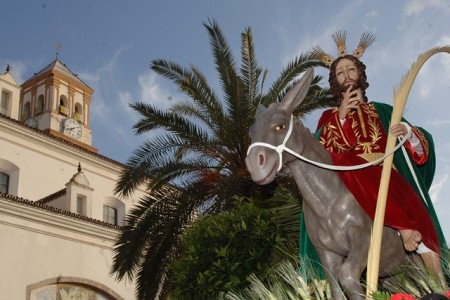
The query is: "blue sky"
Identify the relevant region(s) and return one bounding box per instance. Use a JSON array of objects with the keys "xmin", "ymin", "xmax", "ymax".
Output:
[{"xmin": 2, "ymin": 0, "xmax": 450, "ymax": 242}]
